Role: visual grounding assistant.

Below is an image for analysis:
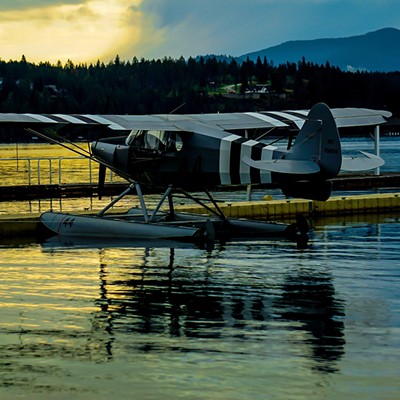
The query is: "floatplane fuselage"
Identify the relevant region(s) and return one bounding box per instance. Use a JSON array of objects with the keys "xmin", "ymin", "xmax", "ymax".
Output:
[{"xmin": 91, "ymin": 103, "xmax": 385, "ymax": 201}]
